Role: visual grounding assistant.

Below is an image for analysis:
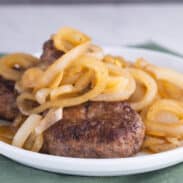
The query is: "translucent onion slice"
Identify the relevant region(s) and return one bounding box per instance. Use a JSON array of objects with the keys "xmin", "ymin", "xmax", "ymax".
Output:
[
  {"xmin": 145, "ymin": 120, "xmax": 183, "ymax": 138},
  {"xmin": 61, "ymin": 66, "xmax": 83, "ymax": 85},
  {"xmin": 74, "ymin": 70, "xmax": 92, "ymax": 91},
  {"xmin": 151, "ymin": 67, "xmax": 183, "ymax": 90},
  {"xmin": 103, "ymin": 76, "xmax": 128, "ymax": 94},
  {"xmin": 103, "ymin": 55, "xmax": 127, "ymax": 68},
  {"xmin": 12, "ymin": 114, "xmax": 42, "ymax": 148},
  {"xmin": 50, "ymin": 85, "xmax": 74, "ymax": 100},
  {"xmin": 129, "ymin": 68, "xmax": 157, "ymax": 111},
  {"xmin": 53, "ymin": 27, "xmax": 91, "ymax": 52},
  {"xmin": 31, "ymin": 134, "xmax": 43, "ymax": 152},
  {"xmin": 154, "ymin": 111, "xmax": 179, "ymax": 124},
  {"xmin": 105, "ymin": 62, "xmax": 125, "ymax": 75},
  {"xmin": 35, "ymin": 108, "xmax": 63, "ymax": 135},
  {"xmin": 22, "ymin": 55, "xmax": 108, "ymax": 114},
  {"xmin": 146, "ymin": 141, "xmax": 179, "ymax": 153},
  {"xmin": 38, "ymin": 42, "xmax": 91, "ymax": 88},
  {"xmin": 92, "ymin": 70, "xmax": 135, "ymax": 101},
  {"xmin": 23, "ymin": 132, "xmax": 36, "ymax": 150},
  {"xmin": 21, "ymin": 67, "xmax": 44, "ymax": 89},
  {"xmin": 143, "ymin": 136, "xmax": 166, "ymax": 148},
  {"xmin": 0, "ymin": 53, "xmax": 39, "ymax": 81},
  {"xmin": 166, "ymin": 137, "xmax": 181, "ymax": 146},
  {"xmin": 145, "ymin": 99, "xmax": 183, "ymax": 138},
  {"xmin": 49, "ymin": 71, "xmax": 63, "ymax": 88},
  {"xmin": 17, "ymin": 93, "xmax": 36, "ymax": 115},
  {"xmin": 35, "ymin": 88, "xmax": 50, "ymax": 104},
  {"xmin": 147, "ymin": 99, "xmax": 183, "ymax": 122},
  {"xmin": 158, "ymin": 80, "xmax": 183, "ymax": 101},
  {"xmin": 129, "ymin": 81, "xmax": 145, "ymax": 102},
  {"xmin": 135, "ymin": 58, "xmax": 183, "ymax": 90},
  {"xmin": 85, "ymin": 44, "xmax": 104, "ymax": 60}
]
